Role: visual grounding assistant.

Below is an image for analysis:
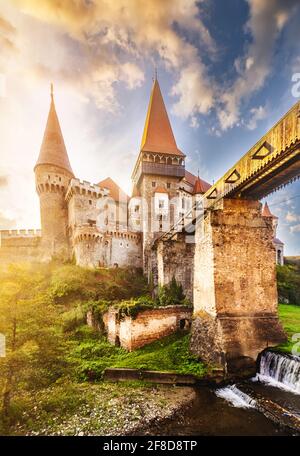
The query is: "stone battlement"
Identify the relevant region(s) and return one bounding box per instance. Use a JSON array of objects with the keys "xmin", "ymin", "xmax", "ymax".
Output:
[
  {"xmin": 66, "ymin": 178, "xmax": 109, "ymax": 202},
  {"xmin": 73, "ymin": 225, "xmax": 140, "ymax": 244},
  {"xmin": 0, "ymin": 229, "xmax": 42, "ymax": 238}
]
